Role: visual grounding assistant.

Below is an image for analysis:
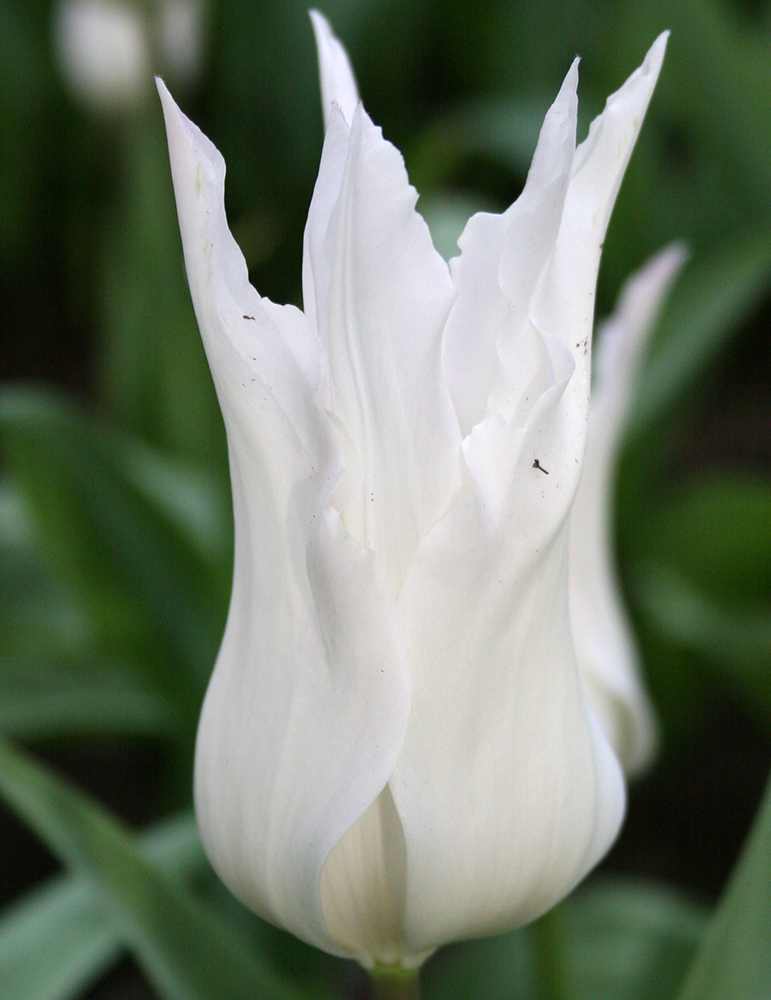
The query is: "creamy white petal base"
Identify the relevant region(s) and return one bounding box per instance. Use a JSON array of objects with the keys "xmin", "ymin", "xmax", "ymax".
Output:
[{"xmin": 158, "ymin": 15, "xmax": 667, "ymax": 969}]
